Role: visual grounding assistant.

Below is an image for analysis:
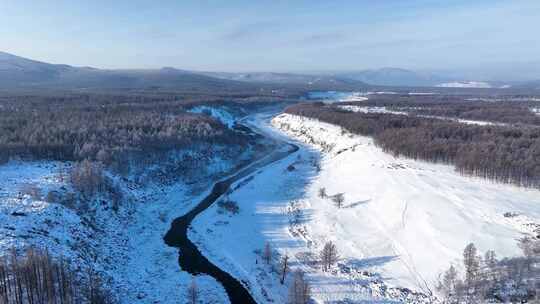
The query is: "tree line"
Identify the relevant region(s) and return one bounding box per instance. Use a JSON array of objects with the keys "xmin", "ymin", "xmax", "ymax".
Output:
[
  {"xmin": 437, "ymin": 237, "xmax": 539, "ymax": 303},
  {"xmin": 342, "ymin": 94, "xmax": 540, "ymax": 126},
  {"xmin": 0, "ymin": 247, "xmax": 113, "ymax": 304},
  {"xmin": 285, "ymin": 102, "xmax": 540, "ymax": 188},
  {"xmin": 261, "ymin": 240, "xmax": 340, "ymax": 303},
  {"xmin": 0, "ymin": 94, "xmax": 250, "ymax": 166}
]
